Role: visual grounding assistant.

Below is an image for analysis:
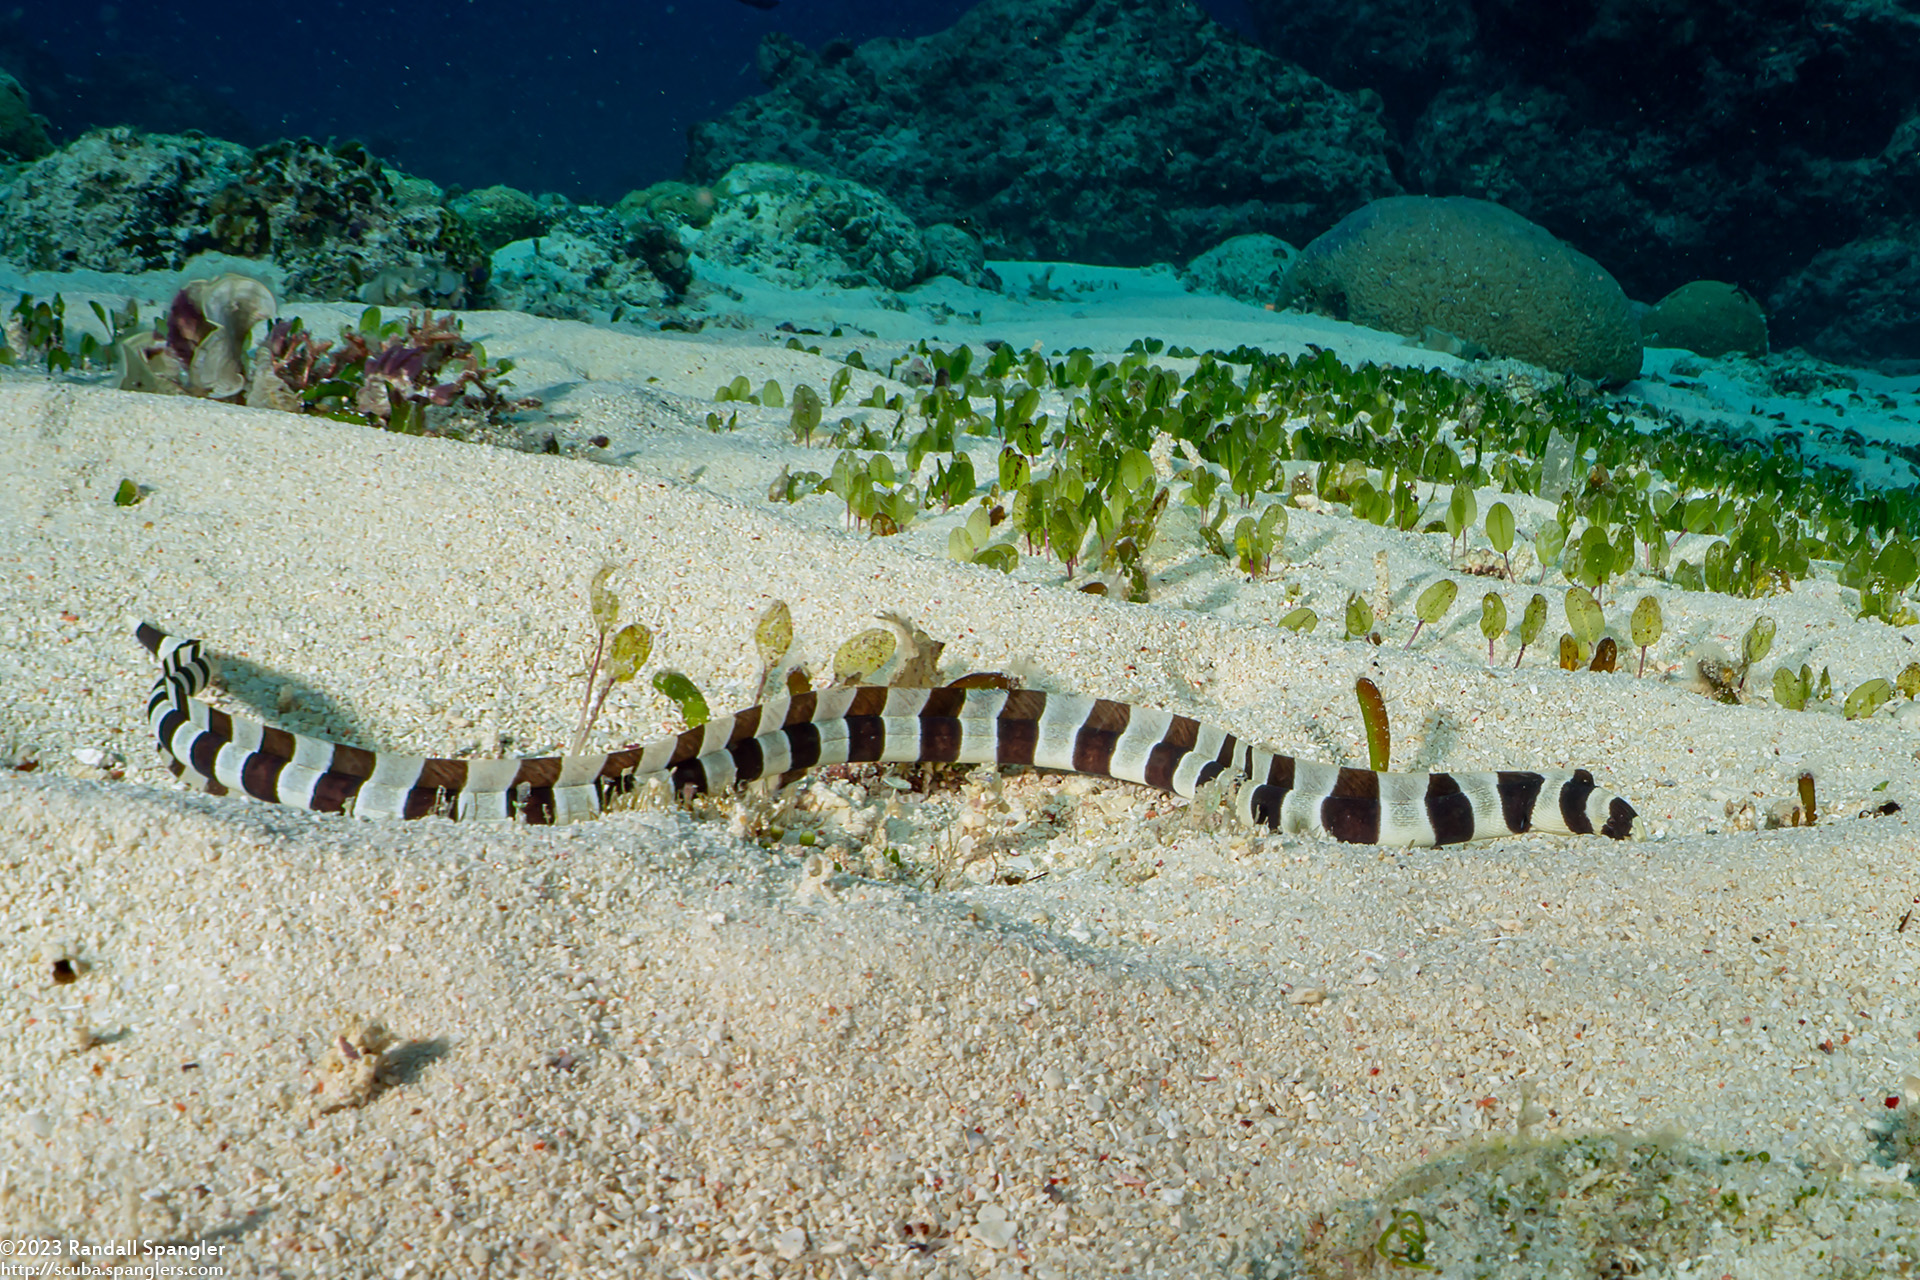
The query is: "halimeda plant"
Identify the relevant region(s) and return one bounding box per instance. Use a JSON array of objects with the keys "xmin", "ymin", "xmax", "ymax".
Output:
[{"xmin": 752, "ymin": 331, "xmax": 1920, "ymax": 637}]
